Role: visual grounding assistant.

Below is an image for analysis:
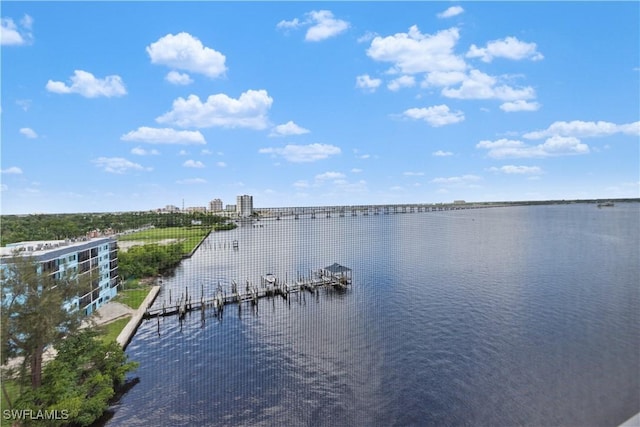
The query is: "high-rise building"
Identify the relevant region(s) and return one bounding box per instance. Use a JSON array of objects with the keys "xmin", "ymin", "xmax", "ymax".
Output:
[
  {"xmin": 209, "ymin": 198, "xmax": 223, "ymax": 212},
  {"xmin": 236, "ymin": 195, "xmax": 253, "ymax": 217},
  {"xmin": 0, "ymin": 236, "xmax": 119, "ymax": 316}
]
